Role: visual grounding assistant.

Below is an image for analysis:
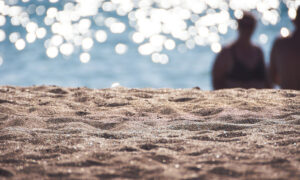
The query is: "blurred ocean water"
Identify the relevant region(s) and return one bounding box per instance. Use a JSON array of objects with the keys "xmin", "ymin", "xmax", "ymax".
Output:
[{"xmin": 0, "ymin": 1, "xmax": 295, "ymax": 90}]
